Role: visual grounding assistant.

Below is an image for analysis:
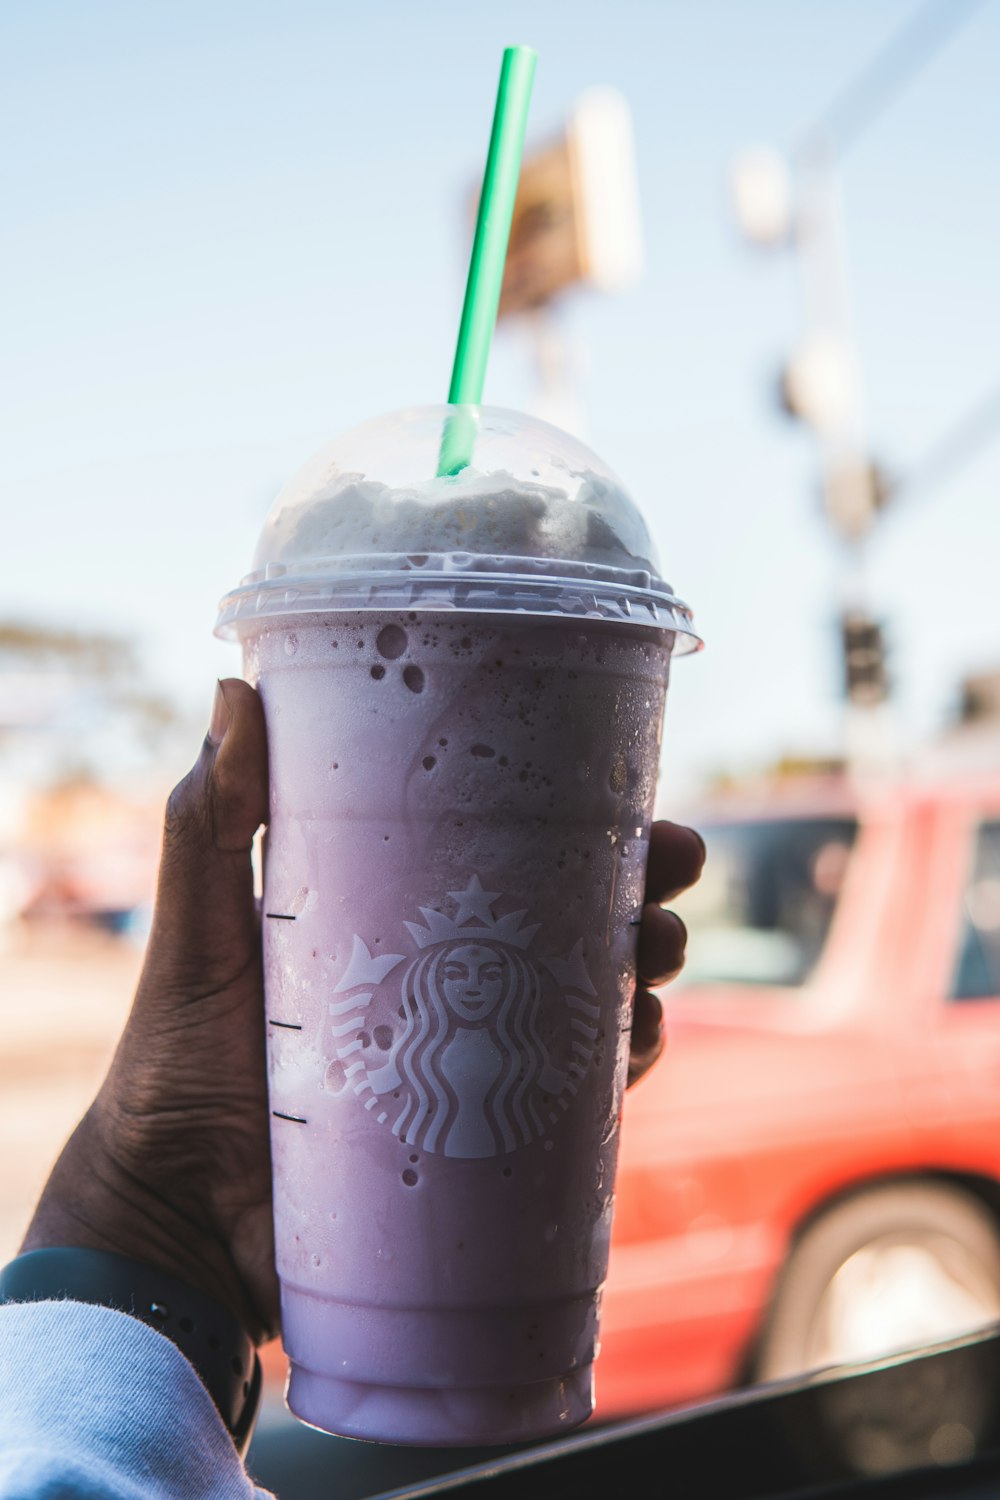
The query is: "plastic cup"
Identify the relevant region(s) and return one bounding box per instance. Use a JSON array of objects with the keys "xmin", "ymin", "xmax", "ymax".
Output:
[{"xmin": 215, "ymin": 406, "xmax": 699, "ymax": 1445}]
